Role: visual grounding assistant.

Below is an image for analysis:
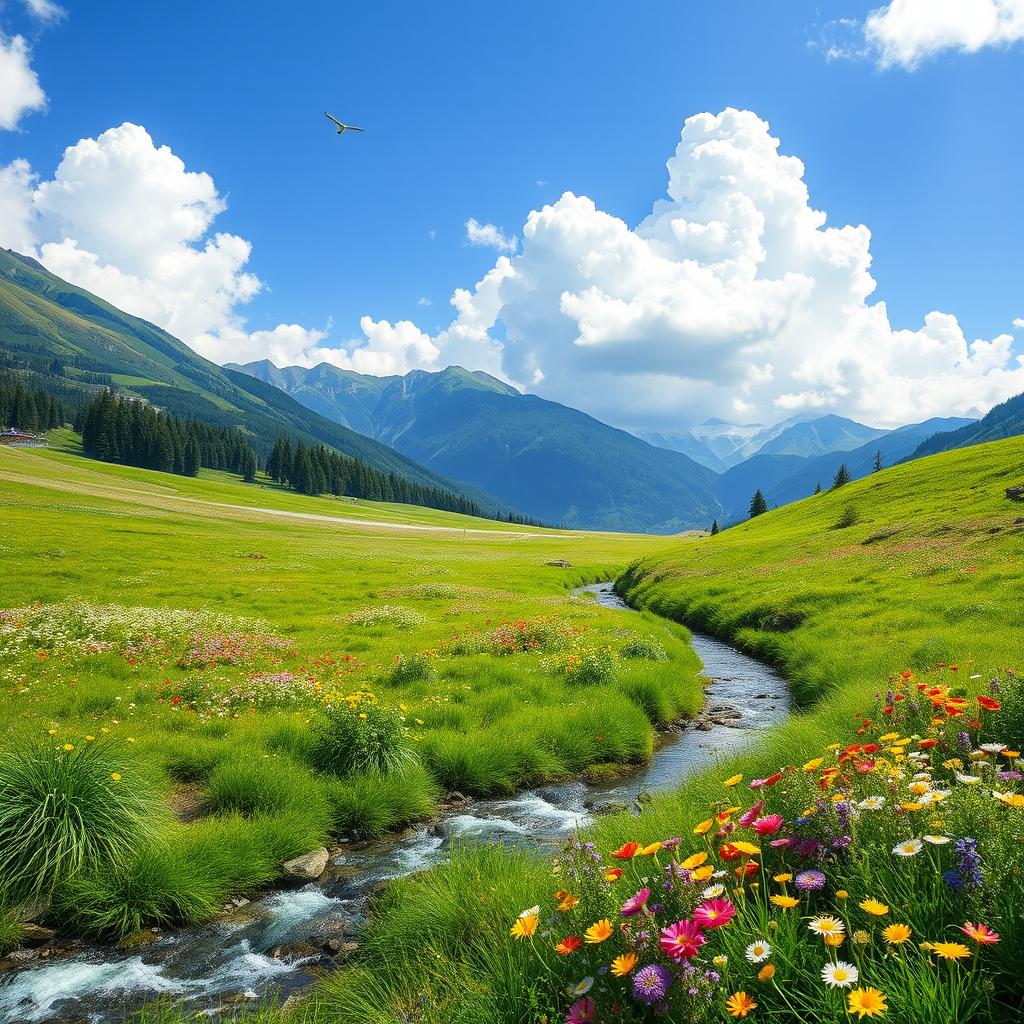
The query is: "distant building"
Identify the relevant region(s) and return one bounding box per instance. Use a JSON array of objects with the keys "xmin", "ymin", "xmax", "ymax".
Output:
[{"xmin": 0, "ymin": 428, "xmax": 47, "ymax": 447}]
